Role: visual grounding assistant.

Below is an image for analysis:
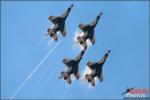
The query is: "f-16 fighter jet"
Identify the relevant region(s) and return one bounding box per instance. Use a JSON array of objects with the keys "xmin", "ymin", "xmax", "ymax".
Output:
[
  {"xmin": 77, "ymin": 12, "xmax": 103, "ymax": 49},
  {"xmin": 47, "ymin": 4, "xmax": 74, "ymax": 41},
  {"xmin": 121, "ymin": 87, "xmax": 135, "ymax": 95},
  {"xmin": 85, "ymin": 50, "xmax": 110, "ymax": 86},
  {"xmin": 58, "ymin": 50, "xmax": 85, "ymax": 84}
]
